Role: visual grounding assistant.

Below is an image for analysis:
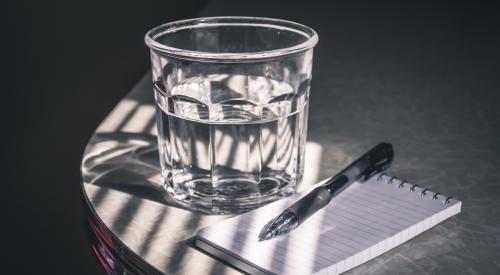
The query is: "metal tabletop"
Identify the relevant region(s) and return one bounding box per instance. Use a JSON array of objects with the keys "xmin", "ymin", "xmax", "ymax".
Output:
[{"xmin": 81, "ymin": 1, "xmax": 500, "ymax": 274}]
